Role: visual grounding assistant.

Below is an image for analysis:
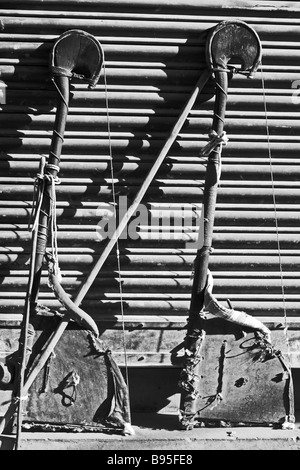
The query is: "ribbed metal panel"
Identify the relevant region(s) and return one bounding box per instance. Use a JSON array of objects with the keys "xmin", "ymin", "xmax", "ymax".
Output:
[{"xmin": 0, "ymin": 0, "xmax": 299, "ymax": 339}]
